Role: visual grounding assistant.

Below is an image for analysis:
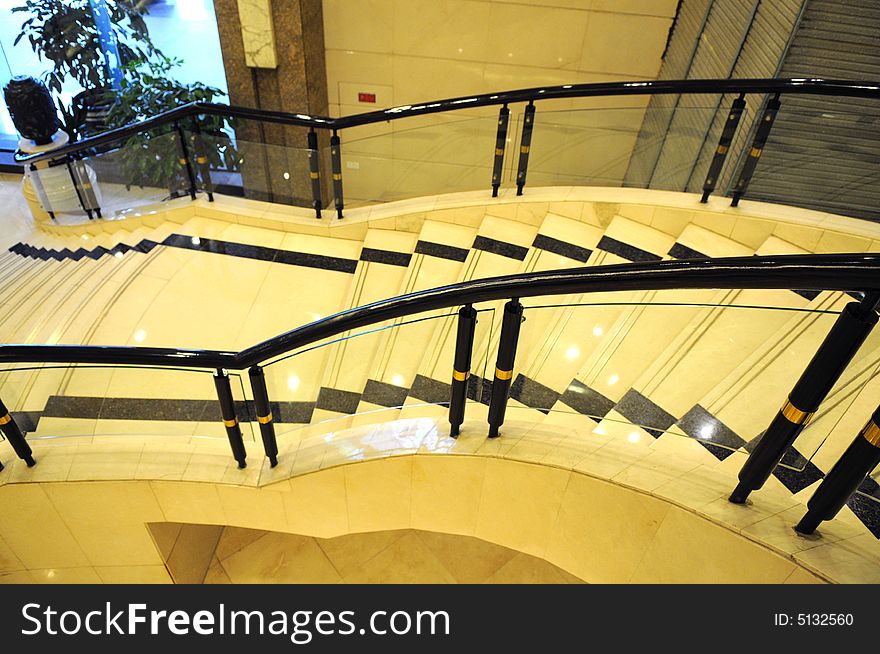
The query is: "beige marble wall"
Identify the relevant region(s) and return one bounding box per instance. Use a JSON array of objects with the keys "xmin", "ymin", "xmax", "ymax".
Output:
[
  {"xmin": 0, "ymin": 457, "xmax": 830, "ymax": 584},
  {"xmin": 321, "ymin": 0, "xmax": 679, "ymax": 195}
]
